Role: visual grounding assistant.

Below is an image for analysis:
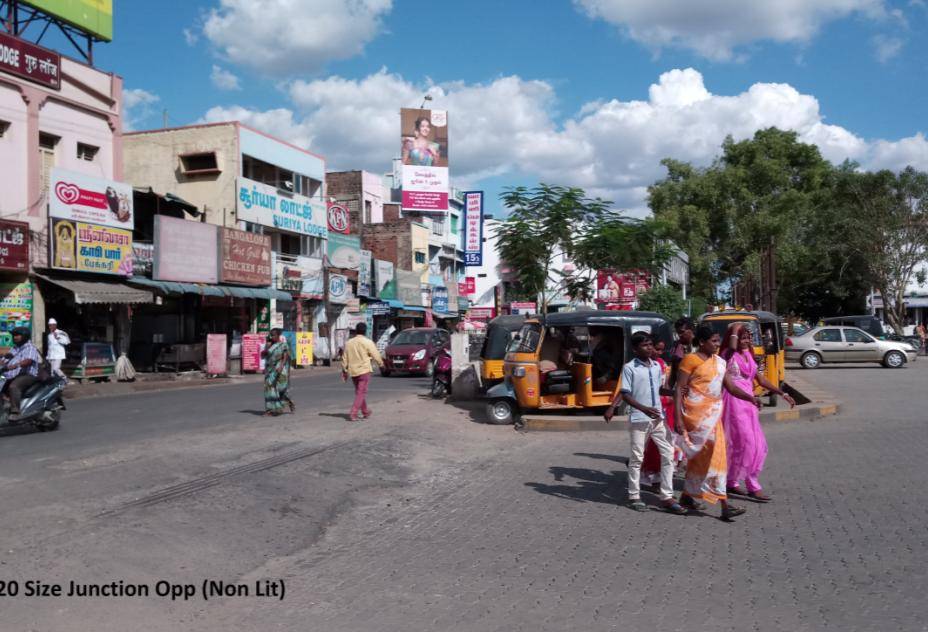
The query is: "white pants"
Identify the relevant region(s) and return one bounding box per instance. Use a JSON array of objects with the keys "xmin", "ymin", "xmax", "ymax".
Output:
[
  {"xmin": 49, "ymin": 359, "xmax": 66, "ymax": 380},
  {"xmin": 627, "ymin": 418, "xmax": 675, "ymax": 501}
]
